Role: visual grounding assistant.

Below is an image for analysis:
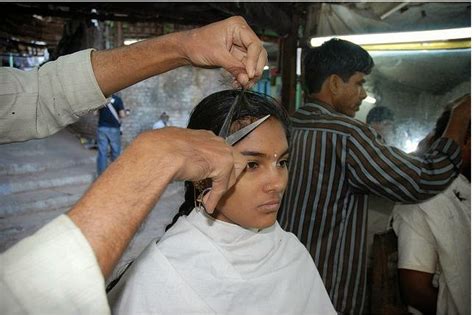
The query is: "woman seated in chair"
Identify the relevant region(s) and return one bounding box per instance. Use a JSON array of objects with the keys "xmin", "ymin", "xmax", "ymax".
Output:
[{"xmin": 107, "ymin": 90, "xmax": 335, "ymax": 314}]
